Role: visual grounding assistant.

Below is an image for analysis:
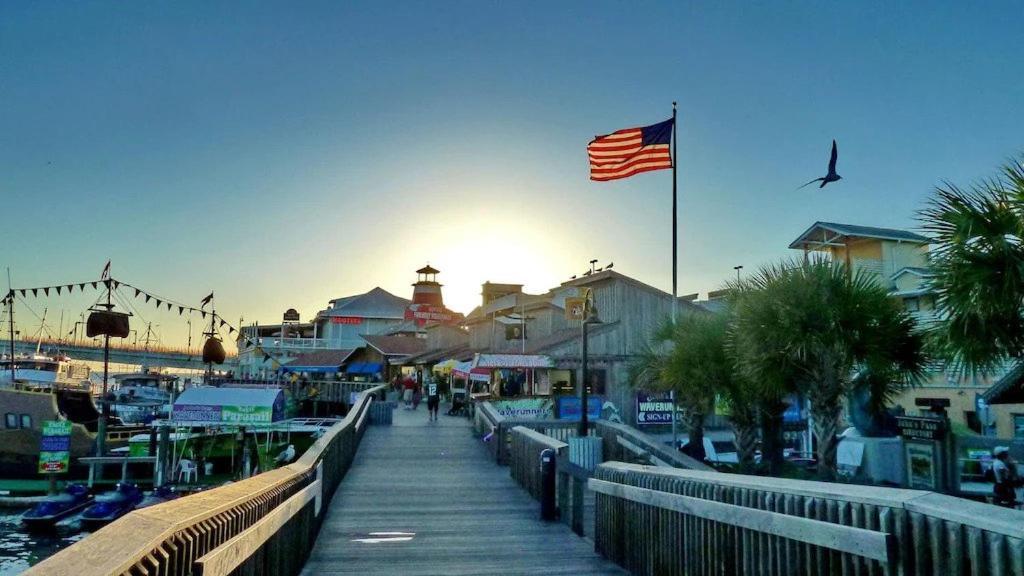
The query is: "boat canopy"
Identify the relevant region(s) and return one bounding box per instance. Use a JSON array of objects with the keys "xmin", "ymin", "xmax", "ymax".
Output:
[{"xmin": 172, "ymin": 387, "xmax": 284, "ymax": 424}]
